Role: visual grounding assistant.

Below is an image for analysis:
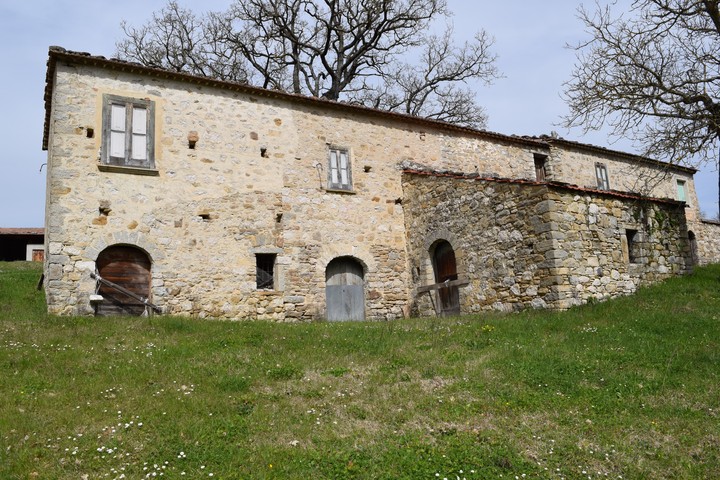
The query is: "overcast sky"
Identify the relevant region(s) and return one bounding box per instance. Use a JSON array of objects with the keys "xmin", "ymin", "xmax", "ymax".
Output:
[{"xmin": 1, "ymin": 0, "xmax": 717, "ymax": 227}]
